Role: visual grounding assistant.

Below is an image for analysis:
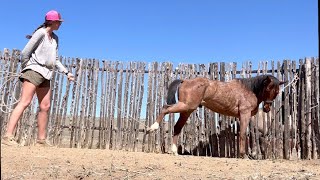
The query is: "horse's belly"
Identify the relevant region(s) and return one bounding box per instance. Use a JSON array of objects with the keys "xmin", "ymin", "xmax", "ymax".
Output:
[{"xmin": 201, "ymin": 100, "xmax": 240, "ymax": 118}]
